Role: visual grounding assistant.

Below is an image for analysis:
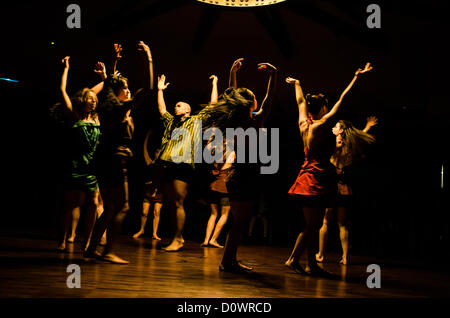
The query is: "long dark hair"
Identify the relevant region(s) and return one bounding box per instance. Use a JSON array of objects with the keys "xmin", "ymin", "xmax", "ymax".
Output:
[
  {"xmin": 98, "ymin": 73, "xmax": 128, "ymax": 112},
  {"xmin": 201, "ymin": 87, "xmax": 255, "ymax": 131},
  {"xmin": 331, "ymin": 120, "xmax": 375, "ymax": 167},
  {"xmin": 306, "ymin": 93, "xmax": 328, "ymax": 119}
]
